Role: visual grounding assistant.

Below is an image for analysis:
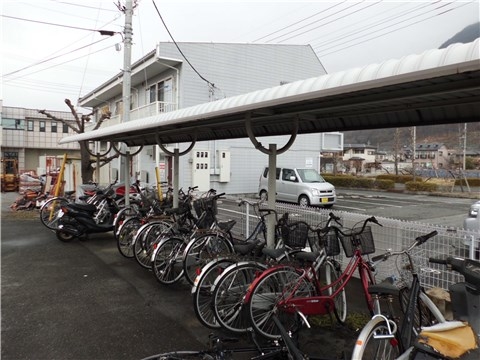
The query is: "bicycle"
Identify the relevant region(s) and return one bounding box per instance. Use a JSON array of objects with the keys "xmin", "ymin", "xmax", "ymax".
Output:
[
  {"xmin": 210, "ymin": 212, "xmax": 346, "ymax": 335},
  {"xmin": 351, "ymin": 238, "xmax": 480, "ymax": 360},
  {"xmin": 191, "ymin": 201, "xmax": 305, "ymax": 330},
  {"xmin": 151, "ymin": 192, "xmax": 236, "ymax": 285},
  {"xmin": 243, "ymin": 216, "xmax": 382, "ymax": 339}
]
